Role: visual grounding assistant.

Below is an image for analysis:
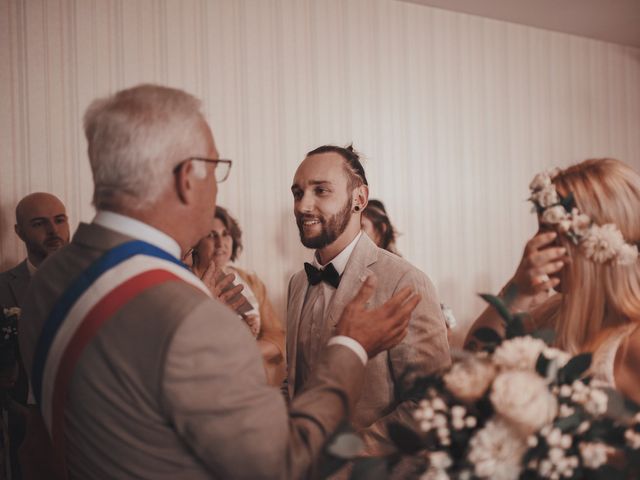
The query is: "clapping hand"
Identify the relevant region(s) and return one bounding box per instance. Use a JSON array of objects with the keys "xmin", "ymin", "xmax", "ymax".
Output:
[
  {"xmin": 198, "ymin": 258, "xmax": 247, "ymax": 313},
  {"xmin": 335, "ymin": 275, "xmax": 421, "ymax": 359}
]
